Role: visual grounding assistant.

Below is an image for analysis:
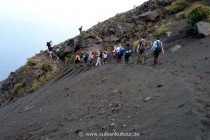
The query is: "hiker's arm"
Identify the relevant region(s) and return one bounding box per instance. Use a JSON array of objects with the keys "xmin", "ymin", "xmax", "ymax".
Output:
[
  {"xmin": 161, "ymin": 46, "xmax": 165, "ymax": 54},
  {"xmin": 136, "ymin": 45, "xmax": 139, "ymax": 53}
]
